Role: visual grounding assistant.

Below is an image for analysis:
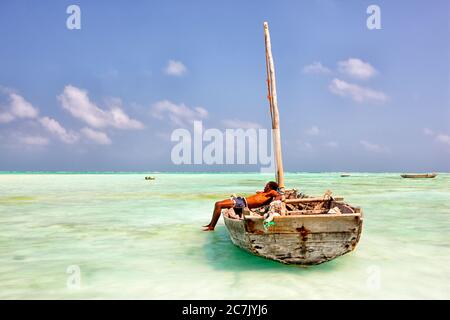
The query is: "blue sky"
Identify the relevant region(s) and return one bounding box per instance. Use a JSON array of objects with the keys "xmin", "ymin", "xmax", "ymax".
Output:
[{"xmin": 0, "ymin": 0, "xmax": 449, "ymax": 172}]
